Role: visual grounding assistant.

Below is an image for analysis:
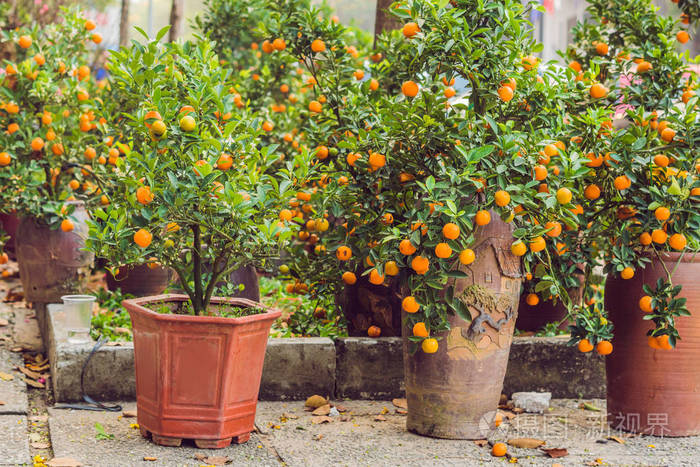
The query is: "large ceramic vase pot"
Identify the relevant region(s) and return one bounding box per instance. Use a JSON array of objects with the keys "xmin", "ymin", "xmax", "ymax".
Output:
[
  {"xmin": 0, "ymin": 212, "xmax": 20, "ymax": 259},
  {"xmin": 515, "ymin": 280, "xmax": 583, "ymax": 332},
  {"xmin": 15, "ymin": 201, "xmax": 94, "ymax": 303},
  {"xmin": 605, "ymin": 252, "xmax": 700, "ymax": 436},
  {"xmin": 124, "ymin": 294, "xmax": 280, "ymax": 448},
  {"xmin": 106, "ymin": 263, "xmax": 172, "ymax": 297},
  {"xmin": 403, "ymin": 214, "xmax": 522, "ymax": 439}
]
